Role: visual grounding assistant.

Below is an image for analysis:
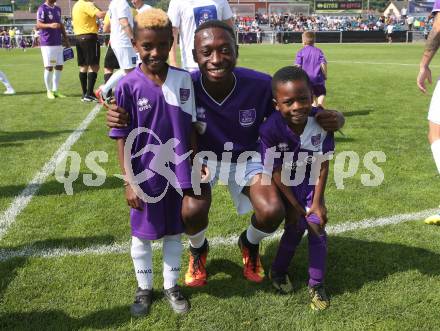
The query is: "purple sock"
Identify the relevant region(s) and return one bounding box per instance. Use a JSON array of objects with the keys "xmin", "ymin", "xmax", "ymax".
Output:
[
  {"xmin": 308, "ymin": 232, "xmax": 327, "ymax": 287},
  {"xmin": 271, "ymin": 223, "xmax": 305, "ymax": 275}
]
